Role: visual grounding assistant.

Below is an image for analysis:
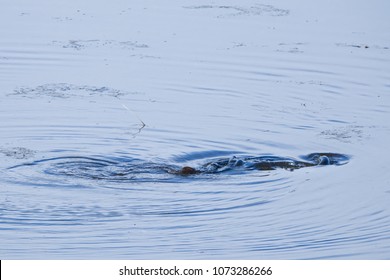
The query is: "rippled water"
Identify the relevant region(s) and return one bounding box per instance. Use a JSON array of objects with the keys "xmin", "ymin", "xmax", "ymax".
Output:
[{"xmin": 1, "ymin": 0, "xmax": 390, "ymax": 259}]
